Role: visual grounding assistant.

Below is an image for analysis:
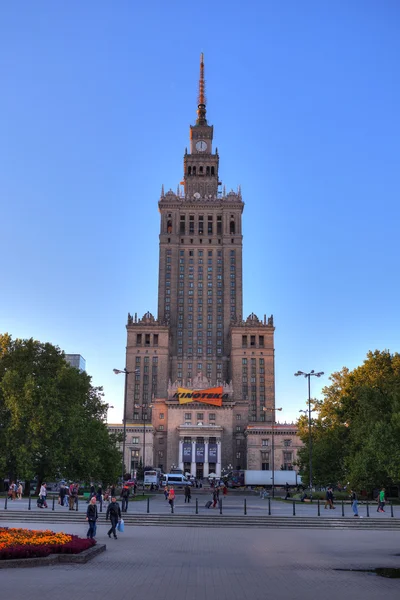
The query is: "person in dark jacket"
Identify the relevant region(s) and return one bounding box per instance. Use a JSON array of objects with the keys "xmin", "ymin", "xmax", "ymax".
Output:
[
  {"xmin": 184, "ymin": 484, "xmax": 191, "ymax": 503},
  {"xmin": 120, "ymin": 485, "xmax": 129, "ymax": 512},
  {"xmin": 86, "ymin": 496, "xmax": 98, "ymax": 538},
  {"xmin": 106, "ymin": 497, "xmax": 121, "ymax": 539}
]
